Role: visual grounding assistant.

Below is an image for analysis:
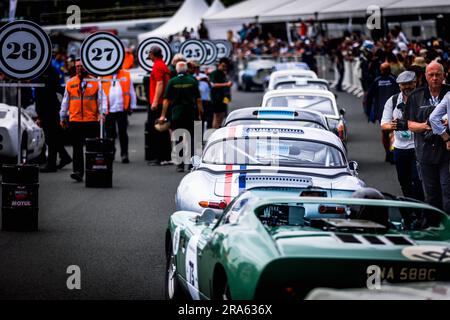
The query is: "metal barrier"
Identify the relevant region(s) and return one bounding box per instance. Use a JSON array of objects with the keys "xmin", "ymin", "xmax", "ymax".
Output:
[
  {"xmin": 233, "ymin": 53, "xmax": 365, "ymax": 99},
  {"xmin": 342, "ymin": 60, "xmax": 352, "ymax": 91}
]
